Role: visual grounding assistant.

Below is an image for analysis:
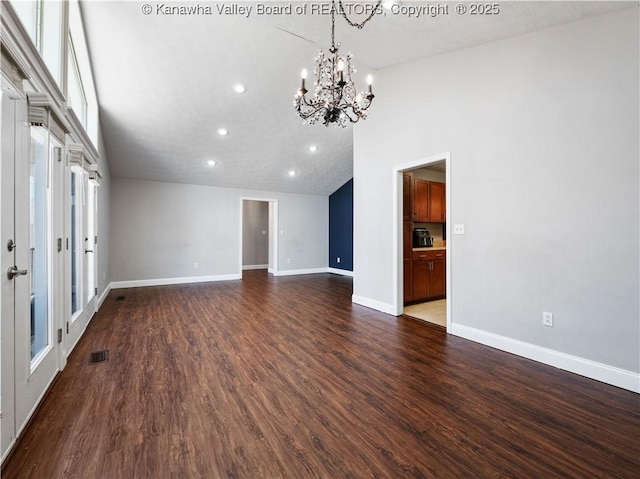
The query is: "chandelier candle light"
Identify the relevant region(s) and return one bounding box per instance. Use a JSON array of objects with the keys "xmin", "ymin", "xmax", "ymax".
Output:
[{"xmin": 294, "ymin": 0, "xmax": 378, "ymax": 127}]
